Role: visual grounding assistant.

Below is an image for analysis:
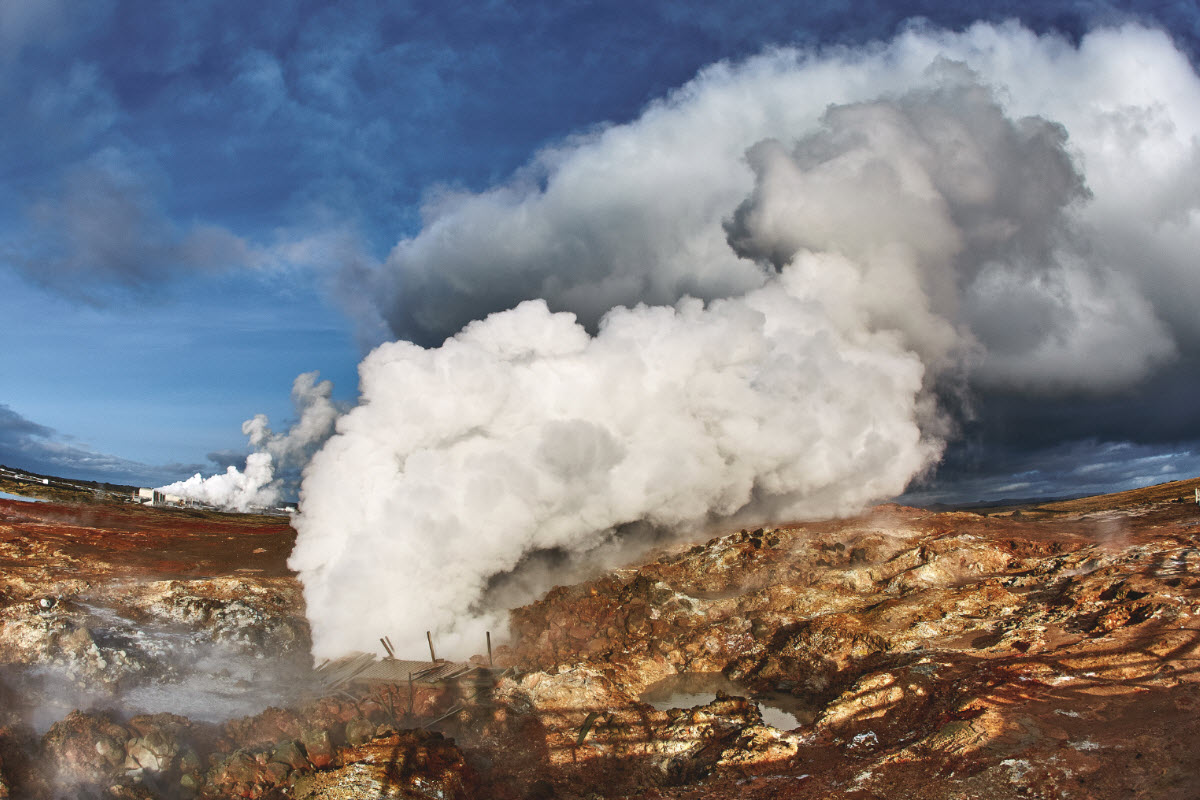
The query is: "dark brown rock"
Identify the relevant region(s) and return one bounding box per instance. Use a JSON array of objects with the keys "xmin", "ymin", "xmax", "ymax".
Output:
[
  {"xmin": 269, "ymin": 739, "xmax": 309, "ymax": 771},
  {"xmin": 300, "ymin": 727, "xmax": 334, "ymax": 769}
]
